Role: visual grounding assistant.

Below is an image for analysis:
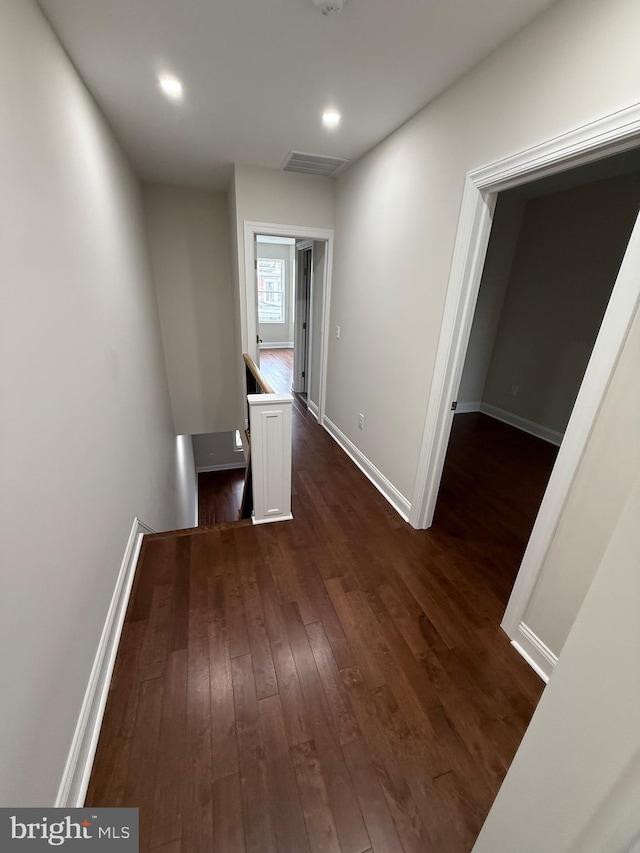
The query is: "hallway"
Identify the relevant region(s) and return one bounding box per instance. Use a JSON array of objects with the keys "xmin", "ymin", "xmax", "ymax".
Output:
[
  {"xmin": 259, "ymin": 348, "xmax": 293, "ymax": 394},
  {"xmin": 86, "ymin": 403, "xmax": 546, "ymax": 852}
]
